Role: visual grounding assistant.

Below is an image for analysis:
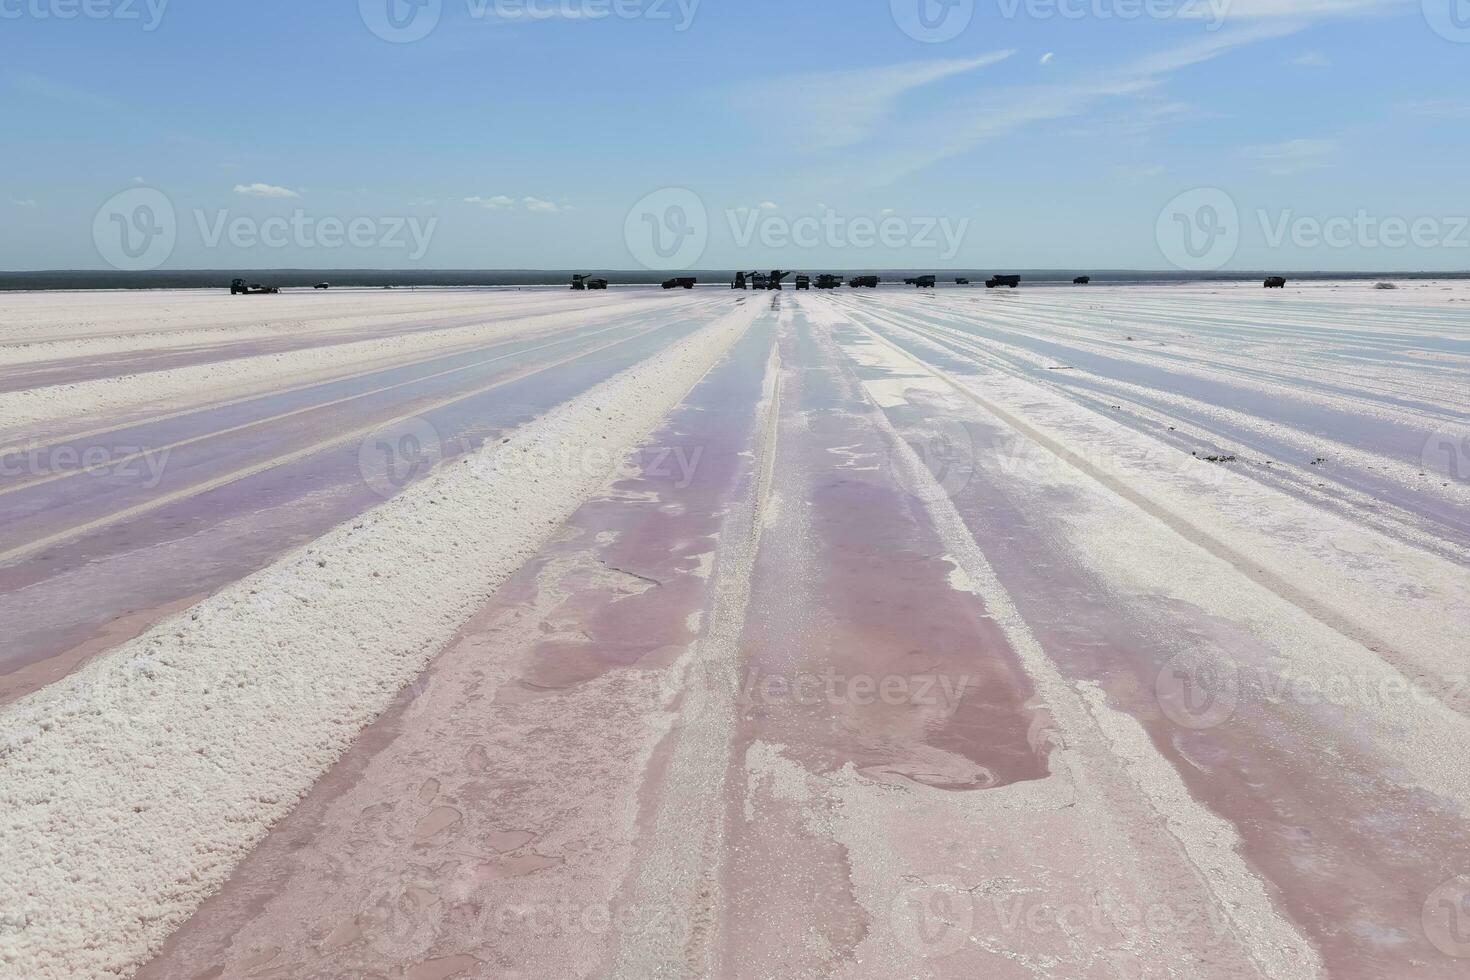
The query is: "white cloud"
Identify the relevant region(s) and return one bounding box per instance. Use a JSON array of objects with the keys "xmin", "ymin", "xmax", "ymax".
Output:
[
  {"xmin": 1242, "ymin": 138, "xmax": 1339, "ymax": 175},
  {"xmin": 1194, "ymin": 0, "xmax": 1408, "ymax": 17},
  {"xmin": 1399, "ymin": 99, "xmax": 1470, "ymax": 118},
  {"xmin": 1040, "ymin": 52, "xmax": 1055, "ymax": 65},
  {"xmin": 1289, "ymin": 51, "xmax": 1332, "ymax": 67},
  {"xmin": 130, "ymin": 176, "xmax": 146, "ymax": 185},
  {"xmin": 736, "ymin": 51, "xmax": 1015, "ymax": 154},
  {"xmin": 523, "ymin": 196, "xmax": 572, "ymax": 212},
  {"xmin": 759, "ymin": 201, "xmax": 779, "ymax": 210},
  {"xmin": 234, "ymin": 183, "xmax": 300, "ymax": 199},
  {"xmin": 465, "ymin": 195, "xmax": 516, "ymax": 209},
  {"xmin": 12, "ymin": 197, "xmax": 38, "ymax": 208},
  {"xmin": 799, "ymin": 20, "xmax": 1306, "ymax": 189}
]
